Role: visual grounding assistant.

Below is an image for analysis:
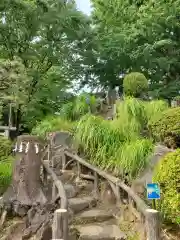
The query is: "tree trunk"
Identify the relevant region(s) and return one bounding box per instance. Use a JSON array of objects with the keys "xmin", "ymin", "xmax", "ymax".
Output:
[{"xmin": 2, "ymin": 135, "xmax": 47, "ymax": 215}]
